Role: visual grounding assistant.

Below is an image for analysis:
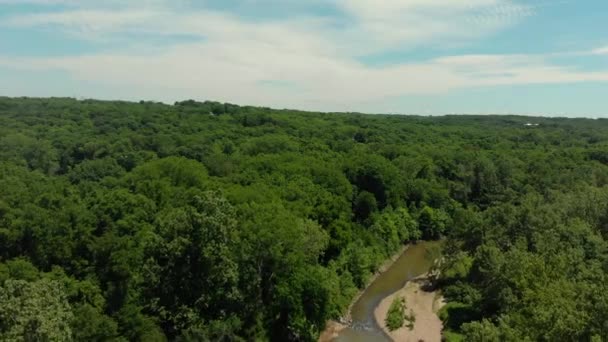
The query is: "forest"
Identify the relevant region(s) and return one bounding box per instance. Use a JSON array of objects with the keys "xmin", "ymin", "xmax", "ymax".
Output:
[{"xmin": 1, "ymin": 96, "xmax": 607, "ymax": 341}]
